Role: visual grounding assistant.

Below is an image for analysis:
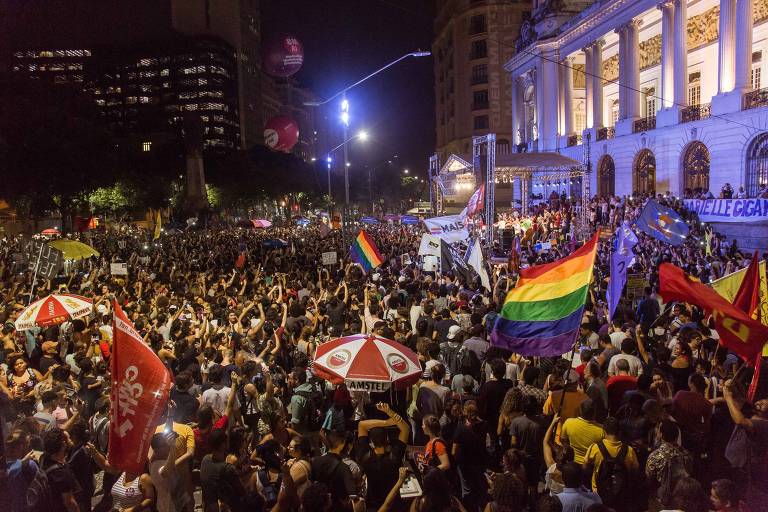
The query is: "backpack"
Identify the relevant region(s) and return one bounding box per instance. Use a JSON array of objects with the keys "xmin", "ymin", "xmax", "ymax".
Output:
[
  {"xmin": 90, "ymin": 415, "xmax": 110, "ymax": 454},
  {"xmin": 658, "ymin": 452, "xmax": 689, "ymax": 506},
  {"xmin": 439, "ymin": 341, "xmax": 467, "ymax": 378},
  {"xmin": 257, "ymin": 468, "xmax": 282, "ymax": 508},
  {"xmin": 594, "ymin": 441, "xmax": 628, "ymax": 505},
  {"xmin": 296, "ymin": 381, "xmax": 324, "ymax": 430},
  {"xmin": 26, "ymin": 461, "xmax": 60, "ymax": 512}
]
